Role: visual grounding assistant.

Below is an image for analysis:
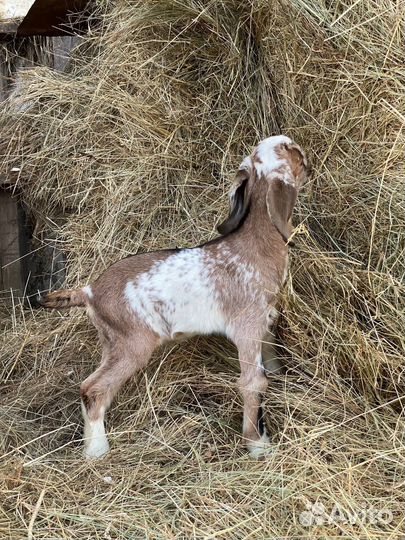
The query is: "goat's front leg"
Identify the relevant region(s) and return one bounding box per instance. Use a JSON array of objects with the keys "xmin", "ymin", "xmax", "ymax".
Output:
[{"xmin": 235, "ymin": 340, "xmax": 272, "ymax": 458}]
